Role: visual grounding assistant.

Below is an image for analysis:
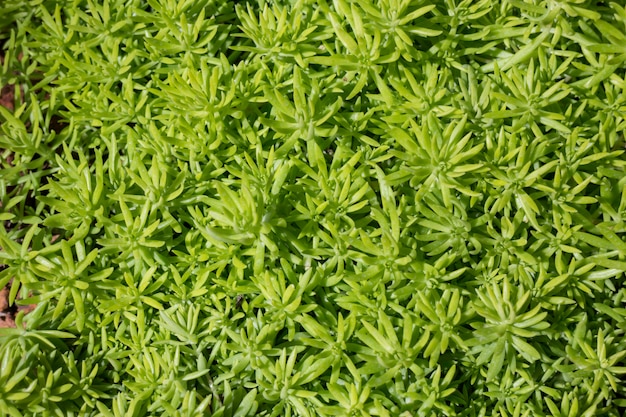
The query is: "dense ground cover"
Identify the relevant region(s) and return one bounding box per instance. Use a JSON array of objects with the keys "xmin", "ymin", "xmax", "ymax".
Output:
[{"xmin": 1, "ymin": 0, "xmax": 626, "ymax": 415}]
